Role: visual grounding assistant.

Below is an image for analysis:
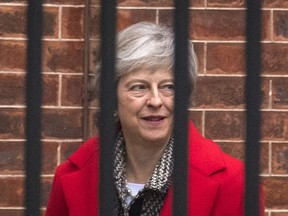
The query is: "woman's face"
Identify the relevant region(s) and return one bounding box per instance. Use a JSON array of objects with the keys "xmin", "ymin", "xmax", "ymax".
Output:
[{"xmin": 117, "ymin": 68, "xmax": 174, "ymax": 146}]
